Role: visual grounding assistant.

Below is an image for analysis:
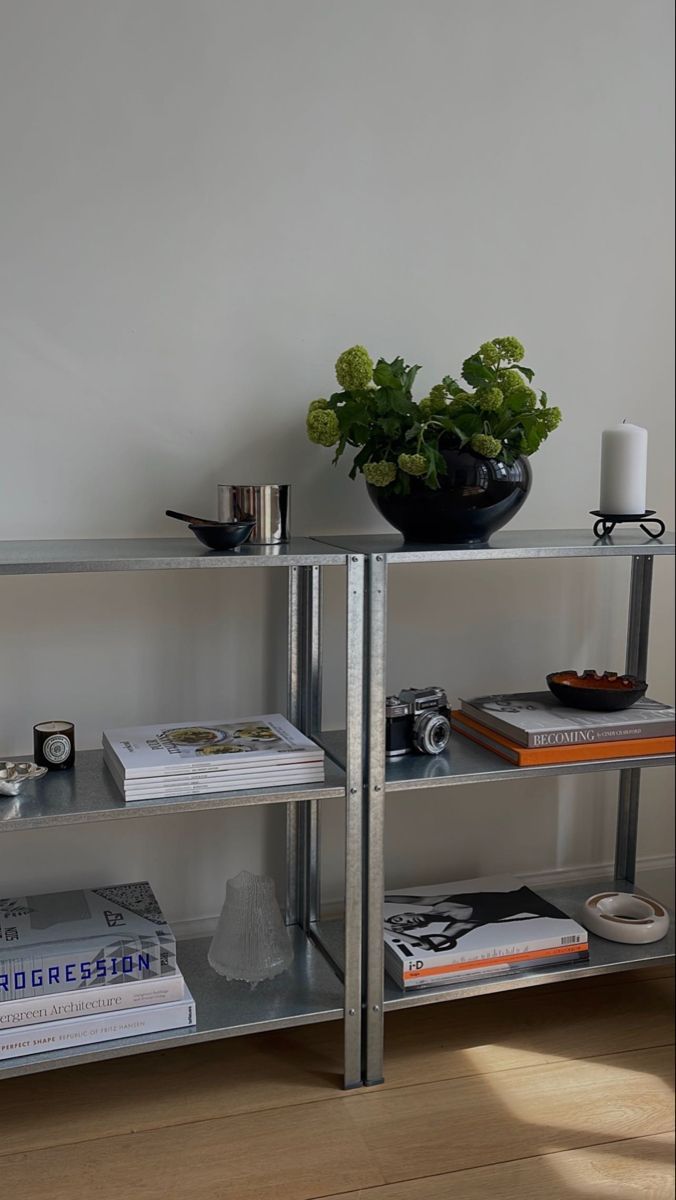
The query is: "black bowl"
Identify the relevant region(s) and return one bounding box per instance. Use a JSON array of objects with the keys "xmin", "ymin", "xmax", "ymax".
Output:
[
  {"xmin": 189, "ymin": 521, "xmax": 255, "ymax": 551},
  {"xmin": 546, "ymin": 670, "xmax": 648, "ymax": 712}
]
